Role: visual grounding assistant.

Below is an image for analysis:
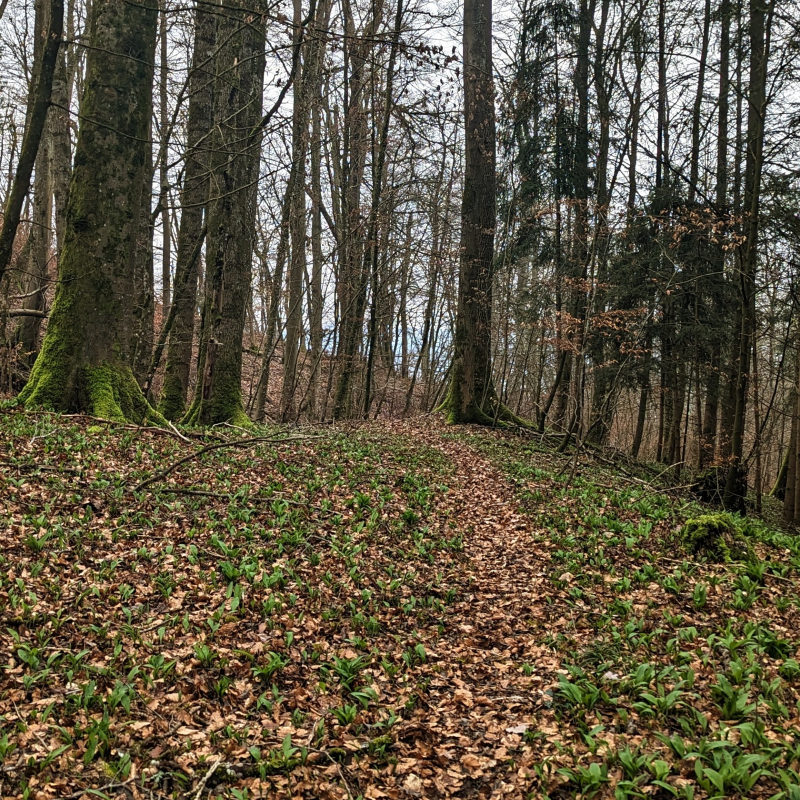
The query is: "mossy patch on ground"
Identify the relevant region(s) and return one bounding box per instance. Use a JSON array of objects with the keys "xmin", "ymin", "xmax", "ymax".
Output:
[{"xmin": 680, "ymin": 512, "xmax": 754, "ymax": 562}]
